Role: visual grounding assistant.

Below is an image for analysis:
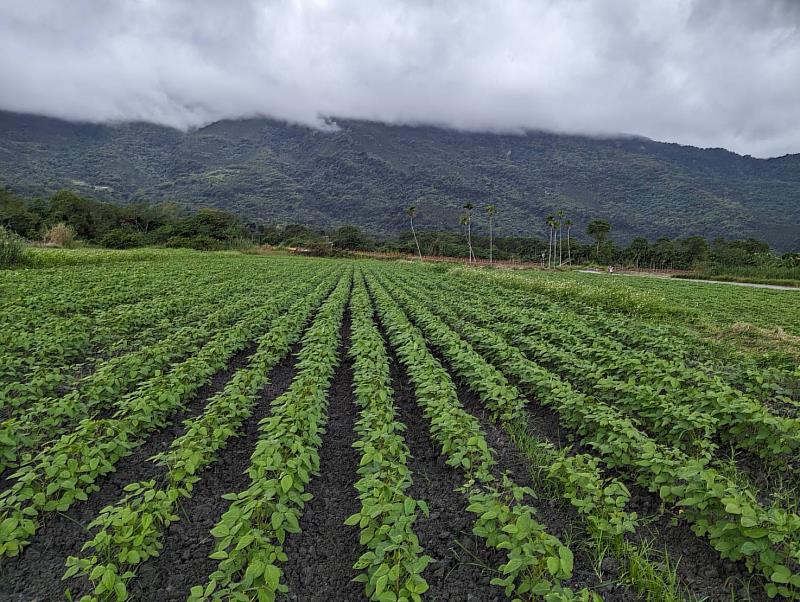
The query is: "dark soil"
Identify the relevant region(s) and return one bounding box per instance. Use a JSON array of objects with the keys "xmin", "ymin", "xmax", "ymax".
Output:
[
  {"xmin": 718, "ymin": 445, "xmax": 799, "ymax": 509},
  {"xmin": 130, "ymin": 346, "xmax": 300, "ymax": 601},
  {"xmin": 625, "ymin": 482, "xmax": 767, "ymax": 602},
  {"xmin": 510, "ymin": 377, "xmax": 766, "ymax": 601},
  {"xmin": 280, "ymin": 315, "xmax": 363, "ymax": 602},
  {"xmin": 0, "ymin": 342, "xmax": 260, "ymax": 602},
  {"xmin": 444, "ymin": 369, "xmax": 633, "ymax": 601},
  {"xmin": 386, "ymin": 351, "xmax": 505, "ymax": 602}
]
